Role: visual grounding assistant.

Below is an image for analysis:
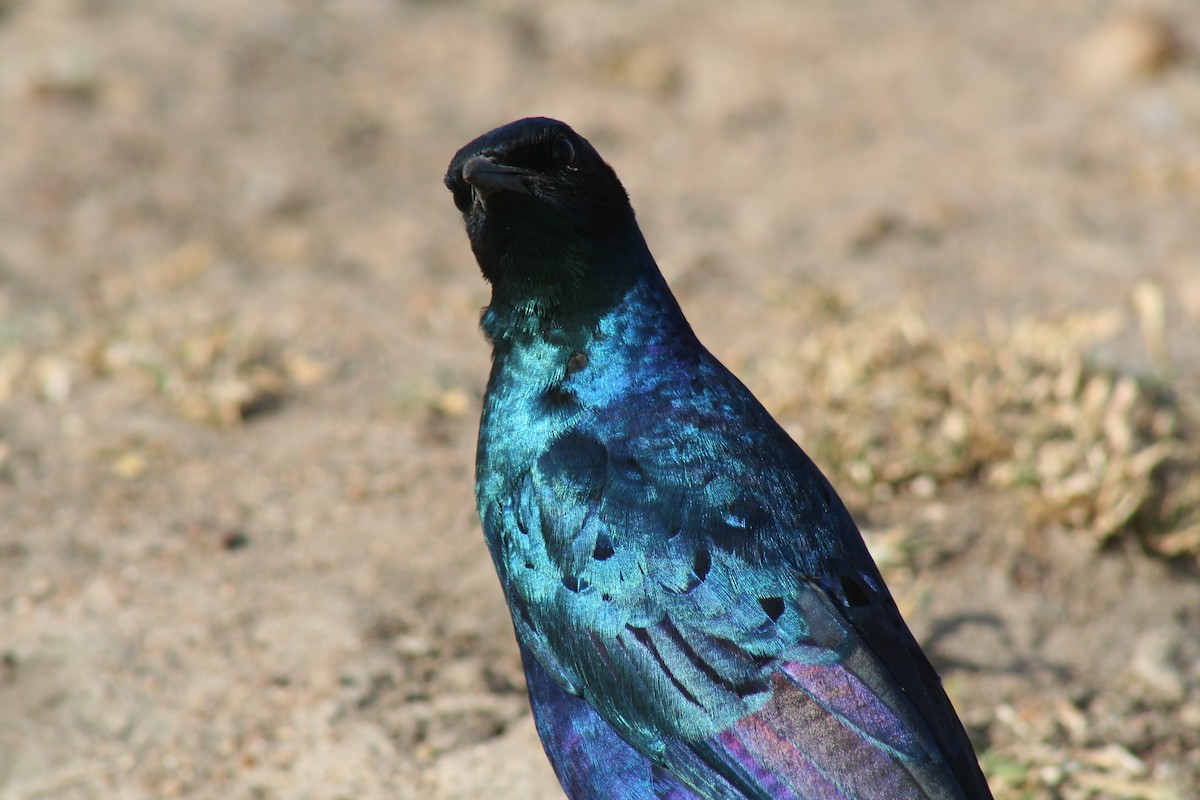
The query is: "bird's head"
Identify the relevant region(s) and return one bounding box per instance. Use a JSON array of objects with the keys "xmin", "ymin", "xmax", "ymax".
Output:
[{"xmin": 445, "ymin": 118, "xmax": 637, "ymax": 313}]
